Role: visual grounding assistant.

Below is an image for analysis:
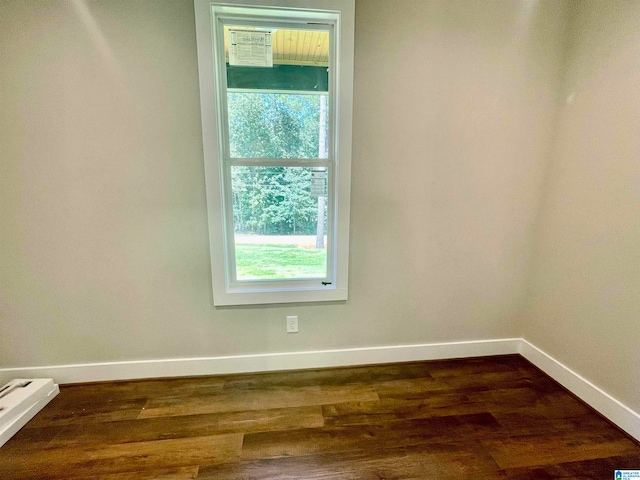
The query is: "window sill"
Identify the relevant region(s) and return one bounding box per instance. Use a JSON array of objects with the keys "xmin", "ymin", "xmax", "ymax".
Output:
[{"xmin": 213, "ymin": 287, "xmax": 348, "ymax": 306}]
